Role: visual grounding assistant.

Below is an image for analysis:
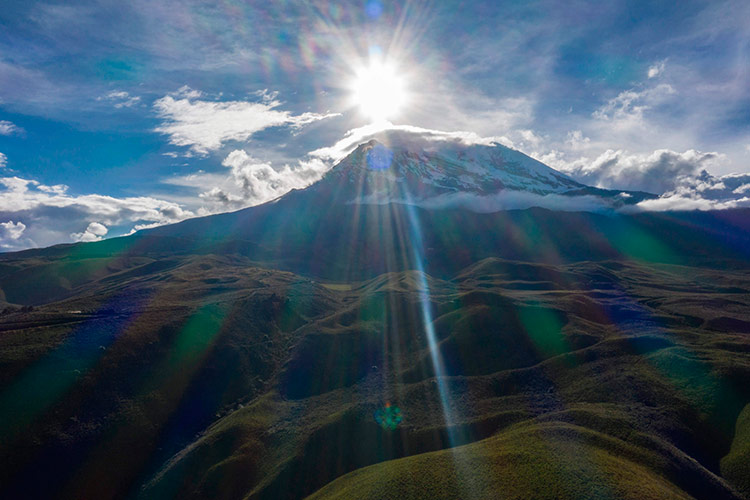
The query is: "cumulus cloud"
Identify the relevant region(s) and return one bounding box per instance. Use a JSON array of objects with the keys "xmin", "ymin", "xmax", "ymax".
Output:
[
  {"xmin": 153, "ymin": 87, "xmax": 339, "ymax": 155},
  {"xmin": 70, "ymin": 221, "xmax": 108, "ymax": 242},
  {"xmin": 98, "ymin": 90, "xmax": 141, "ymax": 108},
  {"xmin": 0, "ymin": 120, "xmax": 23, "ymax": 136},
  {"xmin": 565, "ymin": 130, "xmax": 590, "ymax": 151},
  {"xmin": 0, "ymin": 175, "xmax": 195, "ymax": 250},
  {"xmin": 542, "ymin": 145, "xmax": 750, "ymax": 212},
  {"xmin": 199, "ymin": 151, "xmax": 330, "ymax": 207},
  {"xmin": 0, "ymin": 220, "xmax": 26, "ymax": 247},
  {"xmin": 555, "ymin": 149, "xmax": 723, "ymax": 194},
  {"xmin": 631, "ymin": 171, "xmax": 750, "ymax": 211}
]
